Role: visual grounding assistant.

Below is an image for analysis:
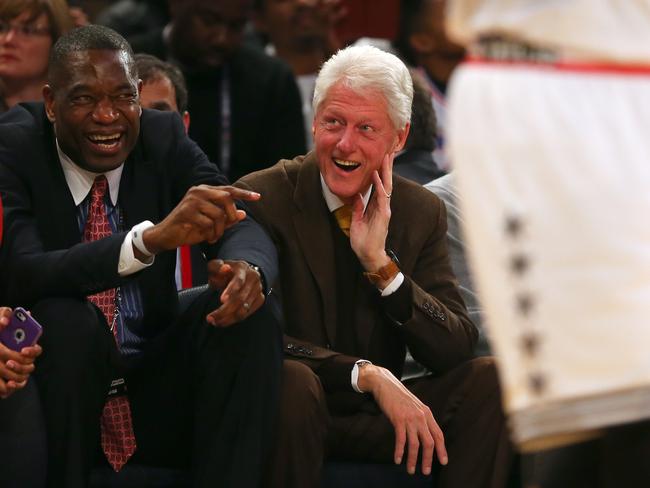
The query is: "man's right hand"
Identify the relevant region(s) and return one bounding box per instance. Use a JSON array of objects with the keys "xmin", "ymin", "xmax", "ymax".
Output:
[
  {"xmin": 0, "ymin": 307, "xmax": 42, "ymax": 399},
  {"xmin": 141, "ymin": 185, "xmax": 261, "ymax": 254},
  {"xmin": 357, "ymin": 364, "xmax": 448, "ymax": 476}
]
